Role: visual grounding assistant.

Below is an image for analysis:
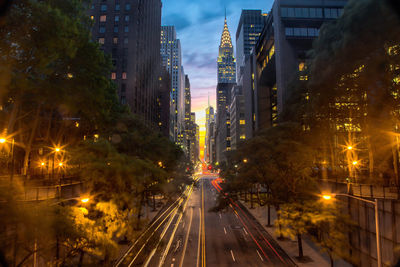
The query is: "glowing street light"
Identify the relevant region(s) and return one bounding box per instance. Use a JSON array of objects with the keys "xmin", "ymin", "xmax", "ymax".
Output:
[
  {"xmin": 0, "ymin": 138, "xmax": 5, "ymax": 144},
  {"xmin": 352, "ymin": 161, "xmax": 358, "ymax": 166},
  {"xmin": 347, "ymin": 146, "xmax": 353, "ymax": 150},
  {"xmin": 81, "ymin": 198, "xmax": 90, "ymax": 203},
  {"xmin": 322, "ymin": 194, "xmax": 332, "ymax": 200},
  {"xmin": 55, "ymin": 147, "xmax": 60, "ymax": 152},
  {"xmin": 58, "ymin": 162, "xmax": 63, "ymax": 167},
  {"xmin": 243, "ymin": 159, "xmax": 248, "ymax": 163},
  {"xmin": 41, "ymin": 162, "xmax": 45, "ymax": 166}
]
